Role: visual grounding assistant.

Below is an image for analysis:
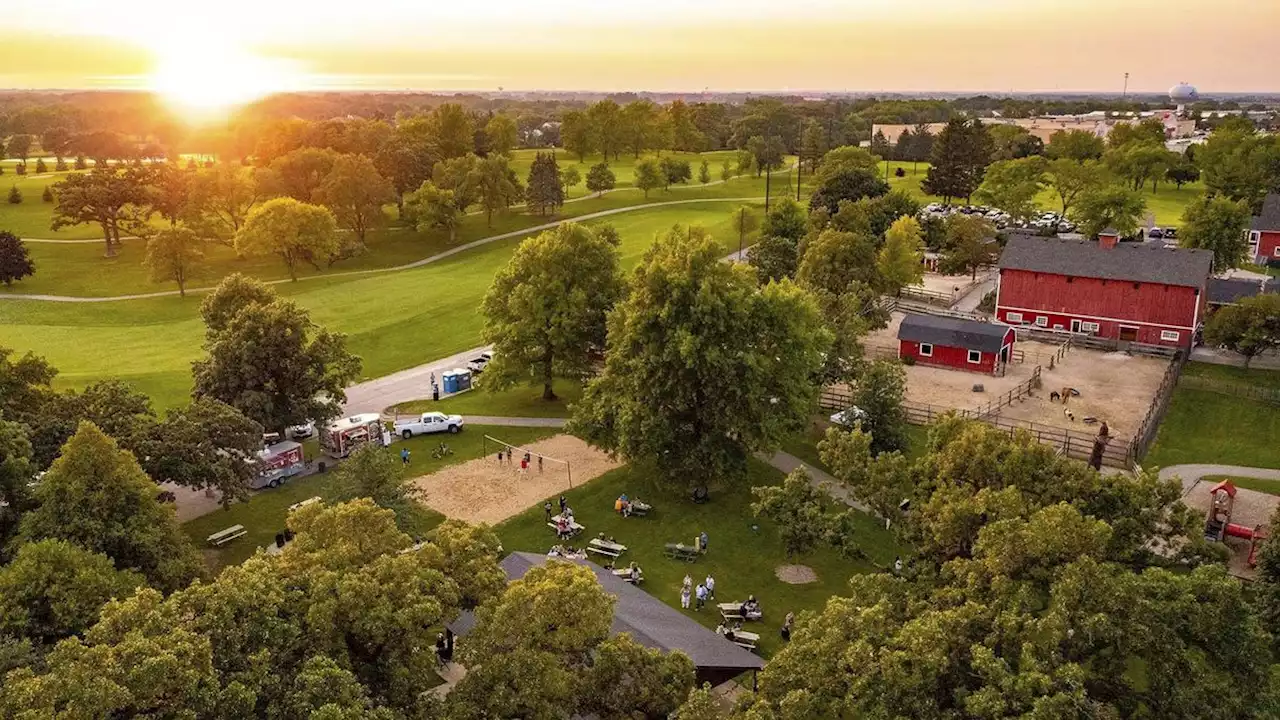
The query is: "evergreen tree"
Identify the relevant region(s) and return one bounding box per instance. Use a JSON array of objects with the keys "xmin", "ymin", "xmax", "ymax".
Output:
[
  {"xmin": 525, "ymin": 152, "xmax": 564, "ymax": 216},
  {"xmin": 0, "ymin": 231, "xmax": 35, "ymax": 287},
  {"xmin": 7, "ymin": 186, "xmax": 21, "ymax": 204},
  {"xmin": 922, "ymin": 118, "xmax": 994, "ymax": 203}
]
